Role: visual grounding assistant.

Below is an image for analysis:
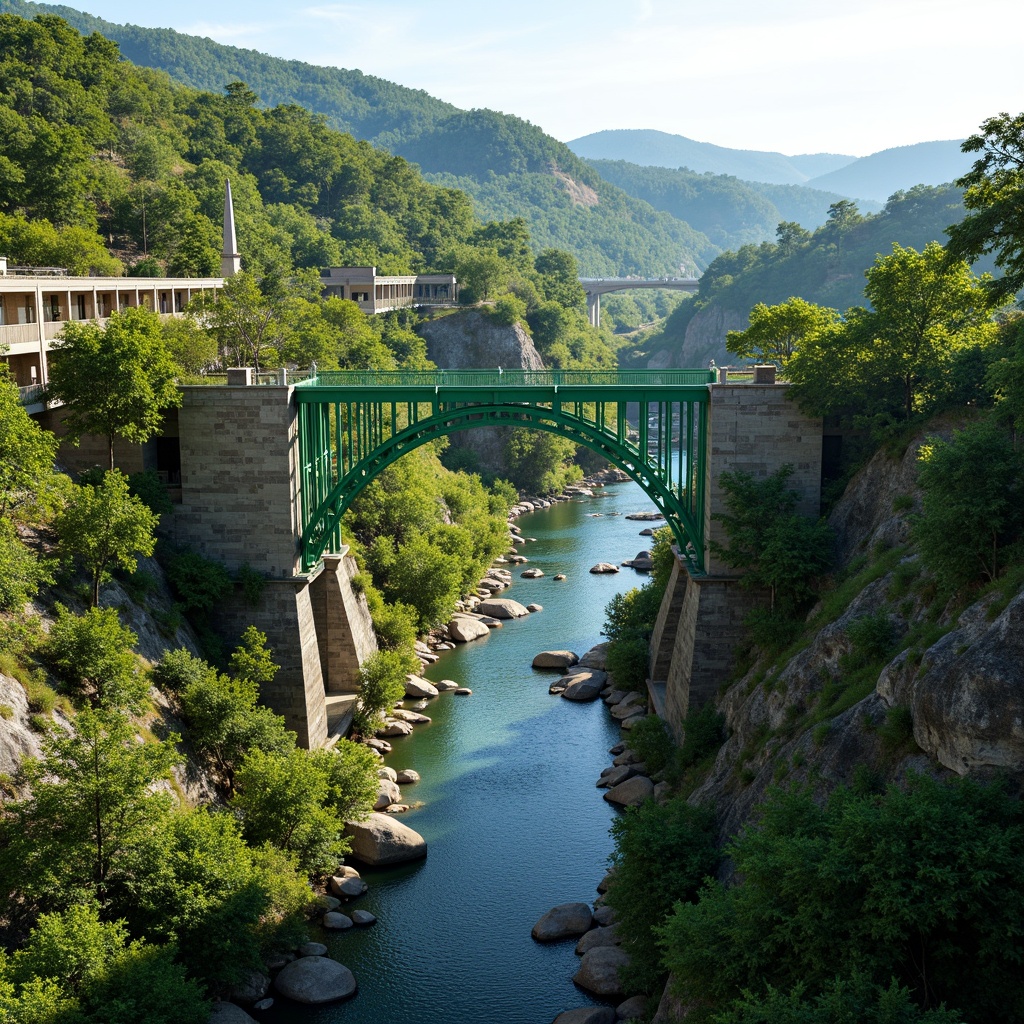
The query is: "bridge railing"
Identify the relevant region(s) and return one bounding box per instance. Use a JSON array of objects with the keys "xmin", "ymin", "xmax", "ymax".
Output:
[{"xmin": 297, "ymin": 369, "xmax": 716, "ymax": 388}]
